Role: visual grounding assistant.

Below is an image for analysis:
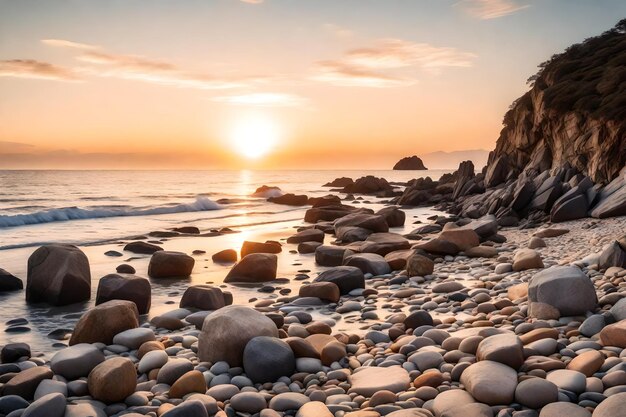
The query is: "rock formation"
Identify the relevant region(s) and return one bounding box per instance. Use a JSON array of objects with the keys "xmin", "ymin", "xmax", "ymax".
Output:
[{"xmin": 393, "ymin": 156, "xmax": 427, "ymax": 170}]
